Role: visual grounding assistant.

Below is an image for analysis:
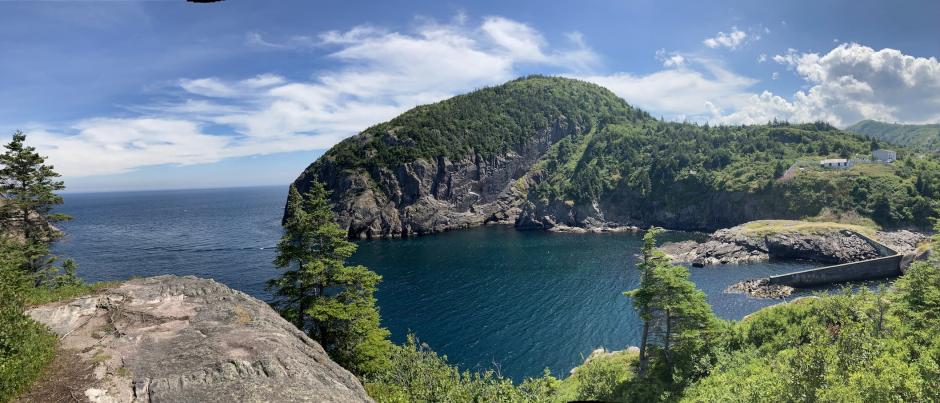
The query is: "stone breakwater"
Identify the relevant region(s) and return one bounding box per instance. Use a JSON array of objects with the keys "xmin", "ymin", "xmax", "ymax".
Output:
[{"xmin": 23, "ymin": 275, "xmax": 372, "ymax": 403}]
